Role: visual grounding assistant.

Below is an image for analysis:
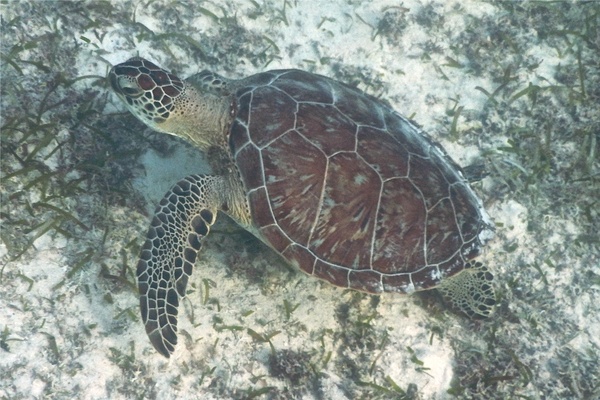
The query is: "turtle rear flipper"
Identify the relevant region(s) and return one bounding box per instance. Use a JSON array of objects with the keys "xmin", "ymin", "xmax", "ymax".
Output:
[
  {"xmin": 437, "ymin": 261, "xmax": 496, "ymax": 319},
  {"xmin": 137, "ymin": 174, "xmax": 220, "ymax": 358}
]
